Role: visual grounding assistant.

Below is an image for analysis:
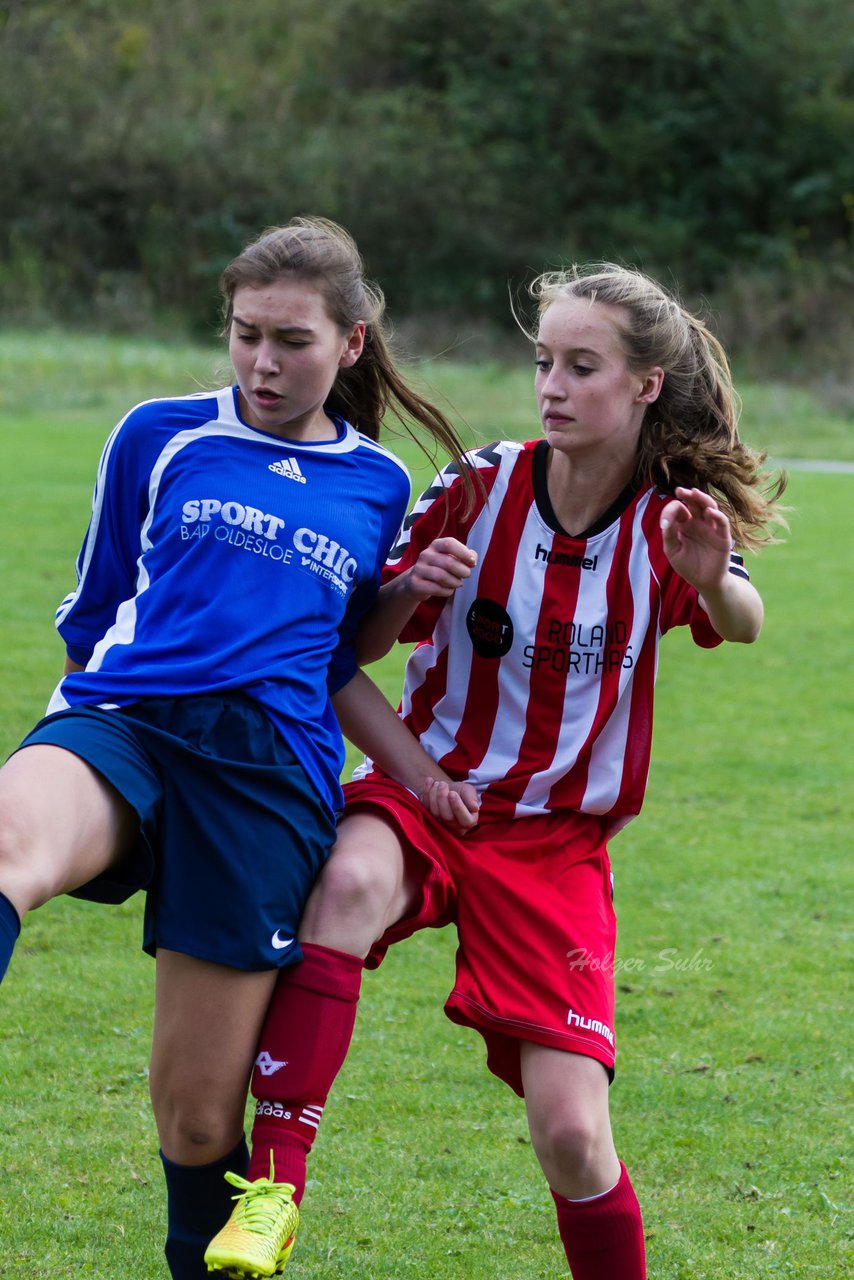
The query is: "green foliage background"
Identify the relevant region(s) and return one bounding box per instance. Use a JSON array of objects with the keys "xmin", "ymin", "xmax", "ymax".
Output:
[{"xmin": 1, "ymin": 0, "xmax": 852, "ymax": 371}]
